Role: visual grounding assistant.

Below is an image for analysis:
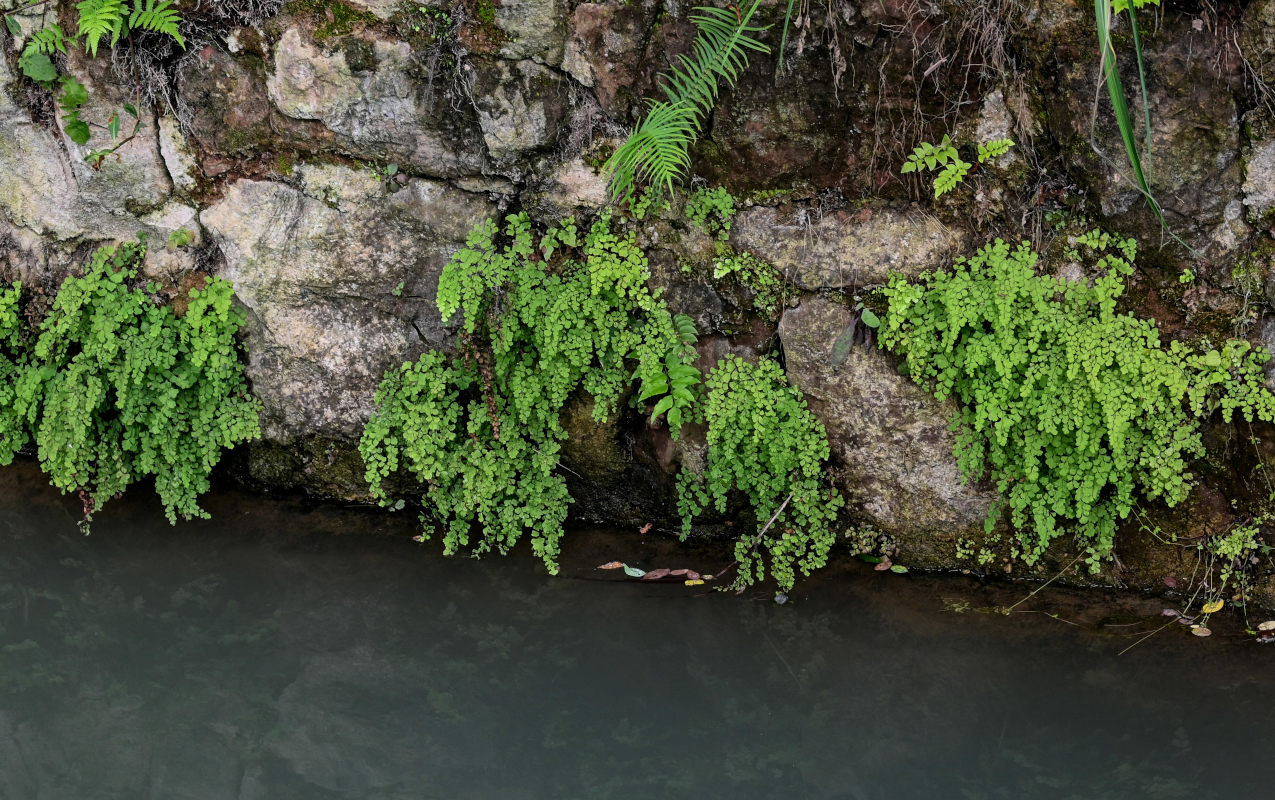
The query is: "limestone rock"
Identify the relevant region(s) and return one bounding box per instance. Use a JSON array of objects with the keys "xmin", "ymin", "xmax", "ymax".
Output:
[
  {"xmin": 267, "ymin": 27, "xmax": 485, "ymax": 176},
  {"xmin": 731, "ymin": 207, "xmax": 965, "ymax": 289},
  {"xmin": 524, "ymin": 157, "xmax": 609, "ymax": 219},
  {"xmin": 157, "ymin": 116, "xmax": 200, "ymax": 194},
  {"xmin": 200, "ymin": 167, "xmax": 499, "ymax": 441},
  {"xmin": 779, "ymin": 297, "xmax": 995, "ymax": 536},
  {"xmin": 563, "ymin": 1, "xmax": 653, "ymax": 118},
  {"xmin": 1244, "ymin": 136, "xmax": 1275, "ymax": 219},
  {"xmin": 494, "ymin": 0, "xmax": 568, "ymax": 66},
  {"xmin": 0, "ymin": 56, "xmax": 188, "ymax": 278},
  {"xmin": 467, "ymin": 57, "xmax": 567, "ymax": 161}
]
